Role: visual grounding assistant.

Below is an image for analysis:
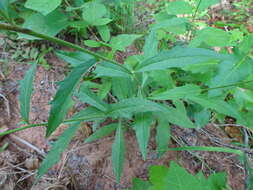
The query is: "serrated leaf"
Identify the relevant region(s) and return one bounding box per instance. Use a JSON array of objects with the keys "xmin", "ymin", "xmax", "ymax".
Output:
[
  {"xmin": 55, "ymin": 50, "xmax": 93, "ymax": 67},
  {"xmin": 46, "ymin": 59, "xmax": 96, "ymax": 137},
  {"xmin": 136, "ymin": 47, "xmax": 228, "ymax": 72},
  {"xmin": 112, "ymin": 123, "xmax": 125, "ymax": 183},
  {"xmin": 156, "ymin": 116, "xmax": 170, "ymax": 157},
  {"xmin": 85, "ymin": 123, "xmax": 117, "ymax": 143},
  {"xmin": 167, "ymin": 0, "xmax": 193, "ymax": 14},
  {"xmin": 19, "ymin": 63, "xmax": 37, "ymax": 123},
  {"xmin": 133, "ymin": 112, "xmax": 153, "ymax": 160},
  {"xmin": 94, "ymin": 62, "xmax": 131, "ymax": 78},
  {"xmin": 110, "ymin": 34, "xmax": 142, "ymax": 52},
  {"xmin": 77, "ymin": 87, "xmax": 108, "ymax": 111},
  {"xmin": 25, "ymin": 0, "xmax": 62, "ymax": 15},
  {"xmin": 150, "ymin": 84, "xmax": 201, "ymax": 100},
  {"xmin": 19, "ymin": 10, "xmax": 68, "ymax": 40},
  {"xmin": 37, "ymin": 122, "xmax": 80, "ymax": 179}
]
